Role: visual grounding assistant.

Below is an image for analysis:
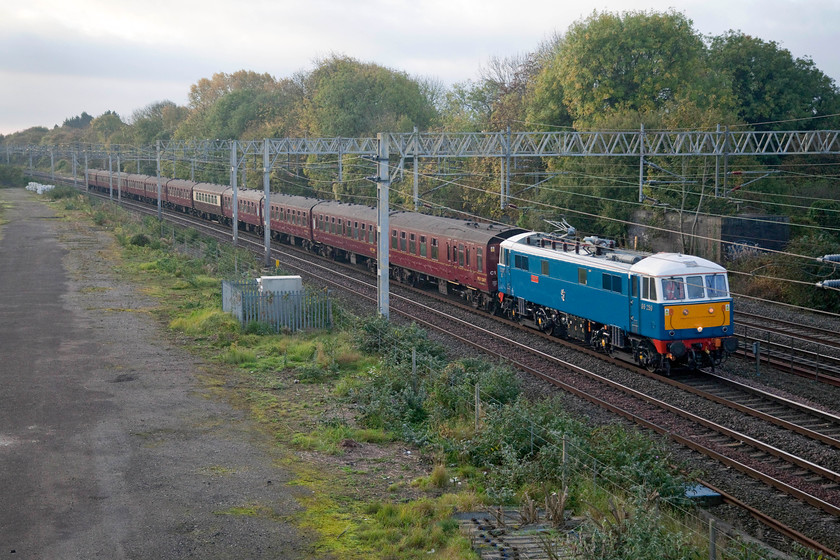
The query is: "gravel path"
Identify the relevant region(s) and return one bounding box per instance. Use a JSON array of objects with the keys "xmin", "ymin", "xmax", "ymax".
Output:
[{"xmin": 0, "ymin": 188, "xmax": 317, "ymax": 559}]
